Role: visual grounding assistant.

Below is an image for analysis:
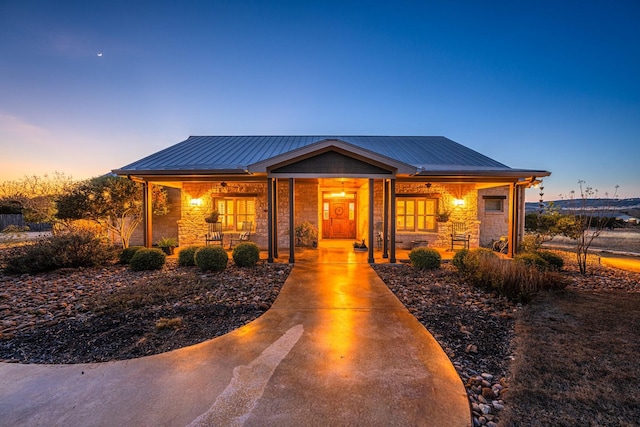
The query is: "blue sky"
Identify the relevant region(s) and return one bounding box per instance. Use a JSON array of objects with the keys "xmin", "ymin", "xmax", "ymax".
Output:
[{"xmin": 1, "ymin": 1, "xmax": 638, "ymax": 201}]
